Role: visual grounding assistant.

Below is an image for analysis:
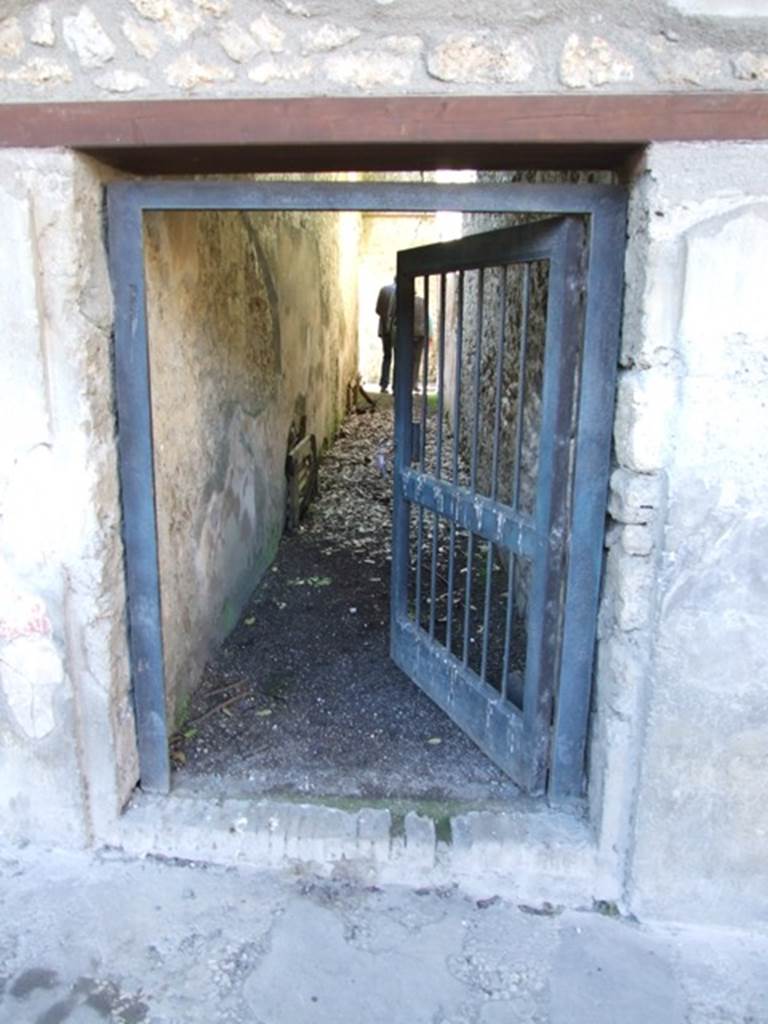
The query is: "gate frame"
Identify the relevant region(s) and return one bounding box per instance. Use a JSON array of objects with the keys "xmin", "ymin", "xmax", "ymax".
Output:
[{"xmin": 106, "ymin": 179, "xmax": 627, "ymax": 800}]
